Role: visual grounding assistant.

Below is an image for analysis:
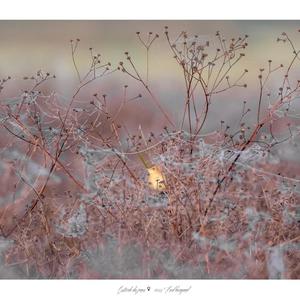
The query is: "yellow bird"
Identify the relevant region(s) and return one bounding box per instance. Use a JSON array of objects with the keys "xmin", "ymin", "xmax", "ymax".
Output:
[
  {"xmin": 138, "ymin": 153, "xmax": 166, "ymax": 191},
  {"xmin": 147, "ymin": 165, "xmax": 166, "ymax": 191}
]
